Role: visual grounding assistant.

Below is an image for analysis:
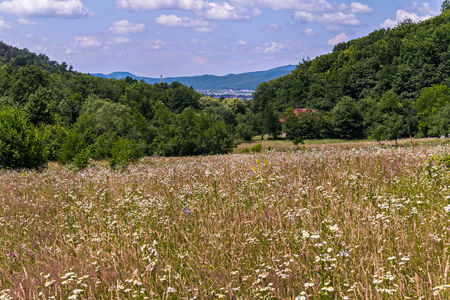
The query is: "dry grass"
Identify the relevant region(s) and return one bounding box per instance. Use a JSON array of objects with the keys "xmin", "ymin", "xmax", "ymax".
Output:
[
  {"xmin": 1, "ymin": 143, "xmax": 450, "ymax": 299},
  {"xmin": 234, "ymin": 136, "xmax": 450, "ymax": 153}
]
